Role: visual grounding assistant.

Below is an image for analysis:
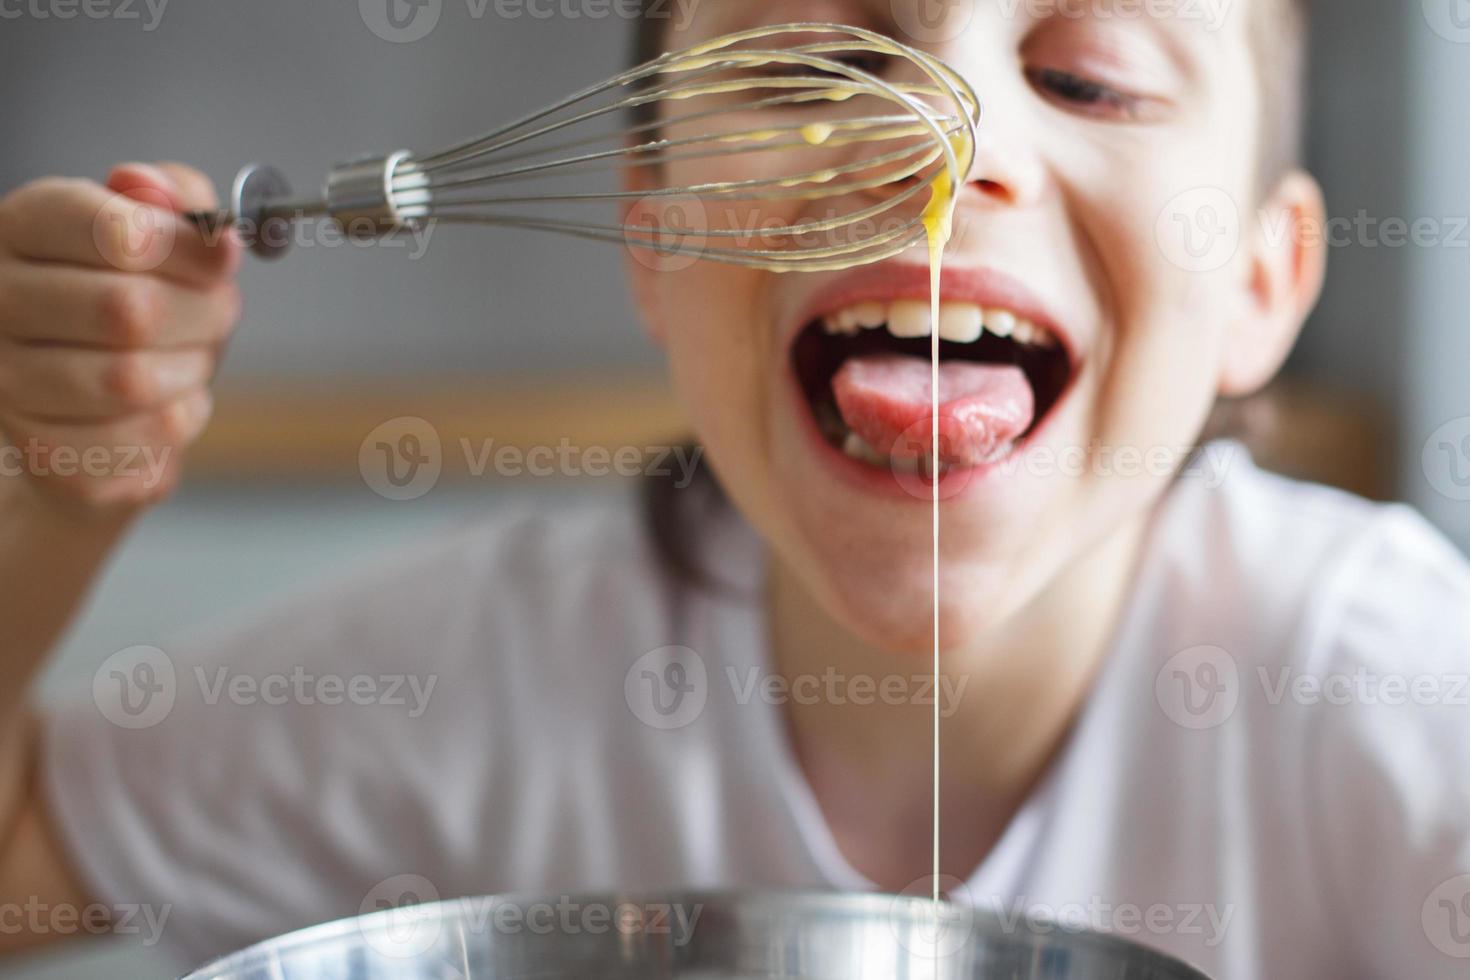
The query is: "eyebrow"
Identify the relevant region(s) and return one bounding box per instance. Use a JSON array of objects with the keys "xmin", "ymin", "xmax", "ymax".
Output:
[
  {"xmin": 1021, "ymin": 1, "xmax": 1225, "ymax": 84},
  {"xmin": 713, "ymin": 0, "xmax": 884, "ymax": 34}
]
